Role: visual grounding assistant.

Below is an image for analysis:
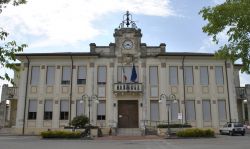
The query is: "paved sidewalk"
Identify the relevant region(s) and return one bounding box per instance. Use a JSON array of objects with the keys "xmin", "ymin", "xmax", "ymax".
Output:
[{"xmin": 95, "ymin": 135, "xmax": 164, "ymax": 140}]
